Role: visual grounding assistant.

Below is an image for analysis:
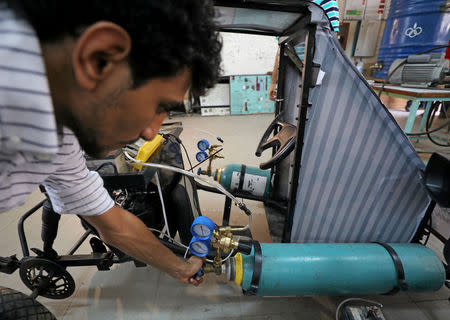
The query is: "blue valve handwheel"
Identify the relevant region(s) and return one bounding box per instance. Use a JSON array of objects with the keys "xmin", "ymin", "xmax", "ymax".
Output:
[{"xmin": 196, "ymin": 268, "xmax": 204, "ymax": 277}]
